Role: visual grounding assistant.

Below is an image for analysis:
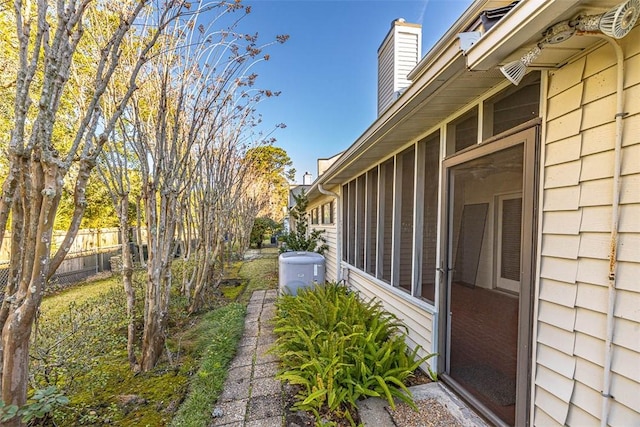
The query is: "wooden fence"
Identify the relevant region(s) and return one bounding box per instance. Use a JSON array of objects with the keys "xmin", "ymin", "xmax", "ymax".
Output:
[{"xmin": 0, "ymin": 228, "xmax": 148, "ymax": 289}]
